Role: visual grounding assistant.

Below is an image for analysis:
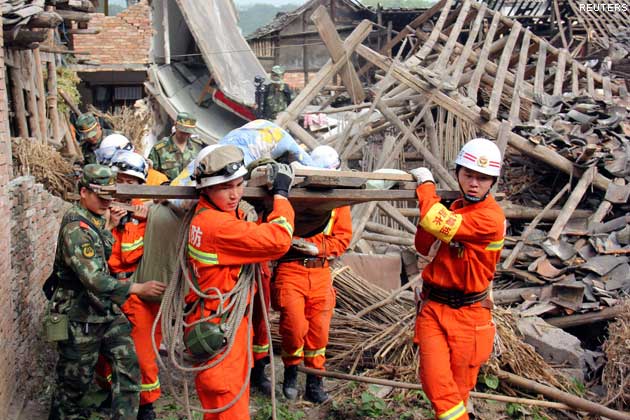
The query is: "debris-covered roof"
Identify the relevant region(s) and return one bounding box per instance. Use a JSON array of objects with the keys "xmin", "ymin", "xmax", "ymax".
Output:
[{"xmin": 246, "ymin": 0, "xmax": 370, "ymax": 40}]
